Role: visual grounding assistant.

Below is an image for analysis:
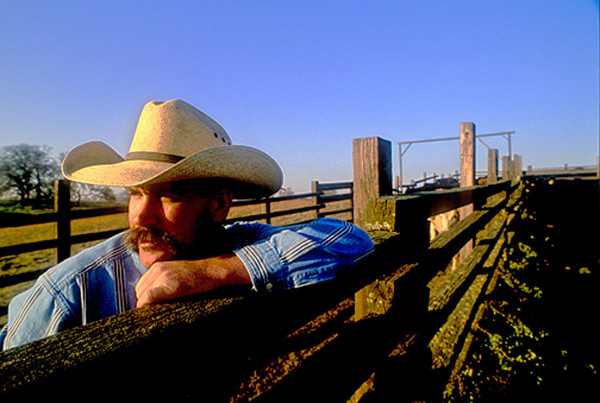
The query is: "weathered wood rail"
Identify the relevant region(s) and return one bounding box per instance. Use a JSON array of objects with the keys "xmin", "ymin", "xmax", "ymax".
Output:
[{"xmin": 0, "ymin": 176, "xmax": 521, "ymax": 402}]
